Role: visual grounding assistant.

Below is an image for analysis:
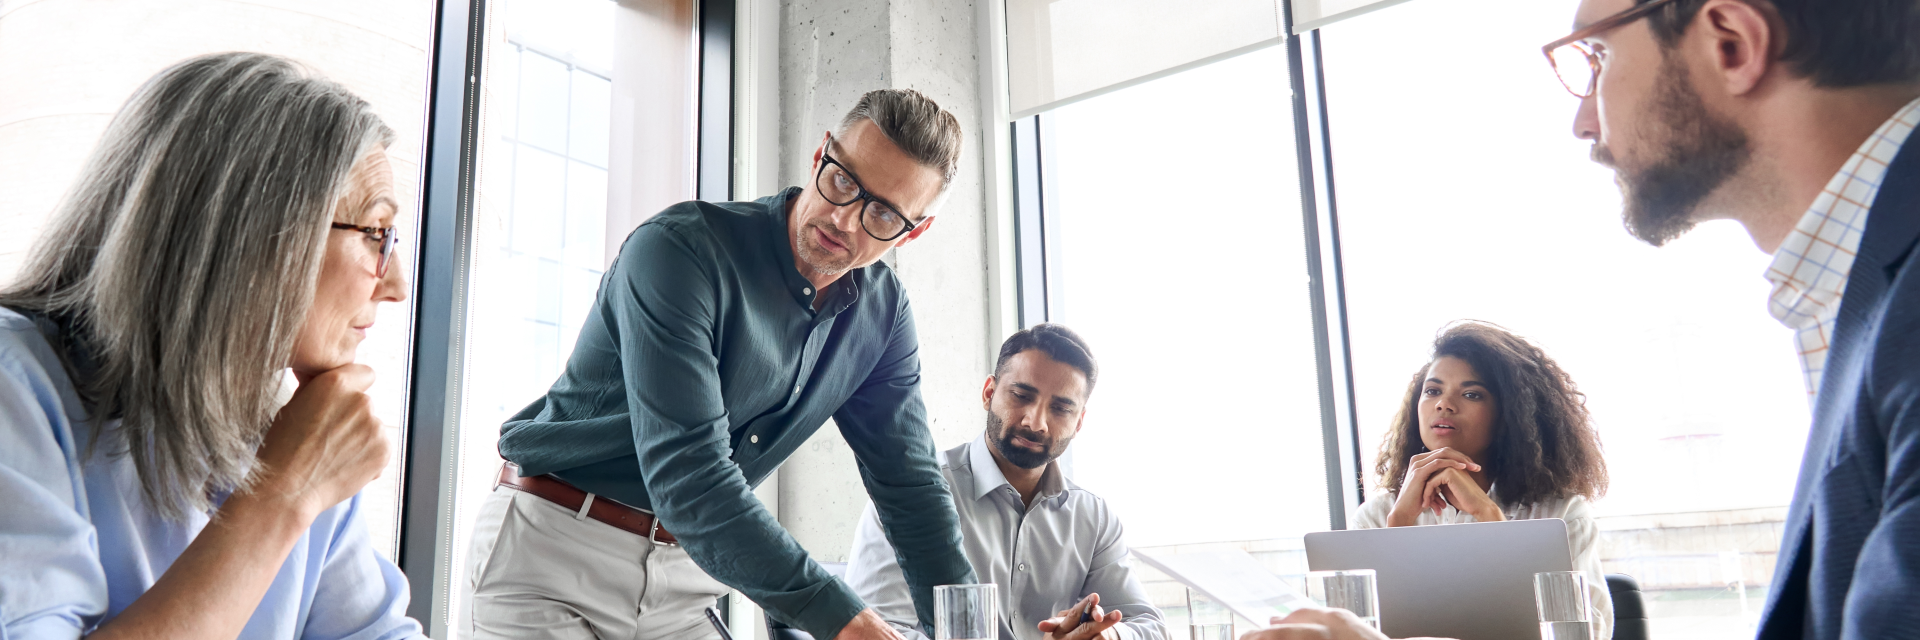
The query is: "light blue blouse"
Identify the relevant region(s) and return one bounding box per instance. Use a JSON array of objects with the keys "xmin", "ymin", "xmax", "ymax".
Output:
[{"xmin": 0, "ymin": 307, "xmax": 425, "ymax": 639}]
